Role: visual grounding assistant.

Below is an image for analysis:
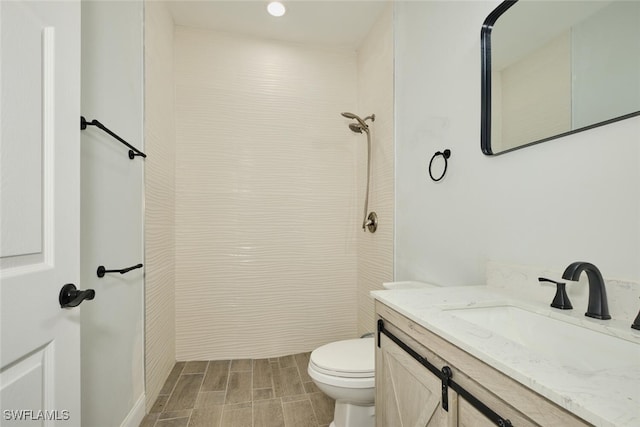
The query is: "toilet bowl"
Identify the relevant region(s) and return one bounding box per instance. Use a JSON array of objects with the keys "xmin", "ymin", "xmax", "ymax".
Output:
[{"xmin": 308, "ymin": 337, "xmax": 375, "ymax": 427}]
